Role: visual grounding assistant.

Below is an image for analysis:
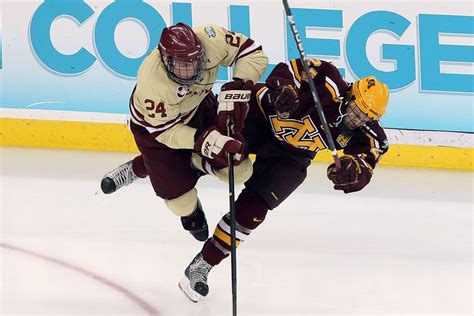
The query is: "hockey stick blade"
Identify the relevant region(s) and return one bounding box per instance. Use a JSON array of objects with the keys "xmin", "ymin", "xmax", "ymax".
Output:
[{"xmin": 178, "ymin": 276, "xmax": 201, "ymax": 303}]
